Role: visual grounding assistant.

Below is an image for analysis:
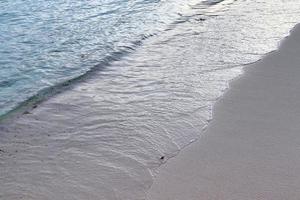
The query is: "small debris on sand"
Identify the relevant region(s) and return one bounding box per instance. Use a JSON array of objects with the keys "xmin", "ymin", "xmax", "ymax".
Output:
[{"xmin": 24, "ymin": 111, "xmax": 31, "ymax": 115}]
